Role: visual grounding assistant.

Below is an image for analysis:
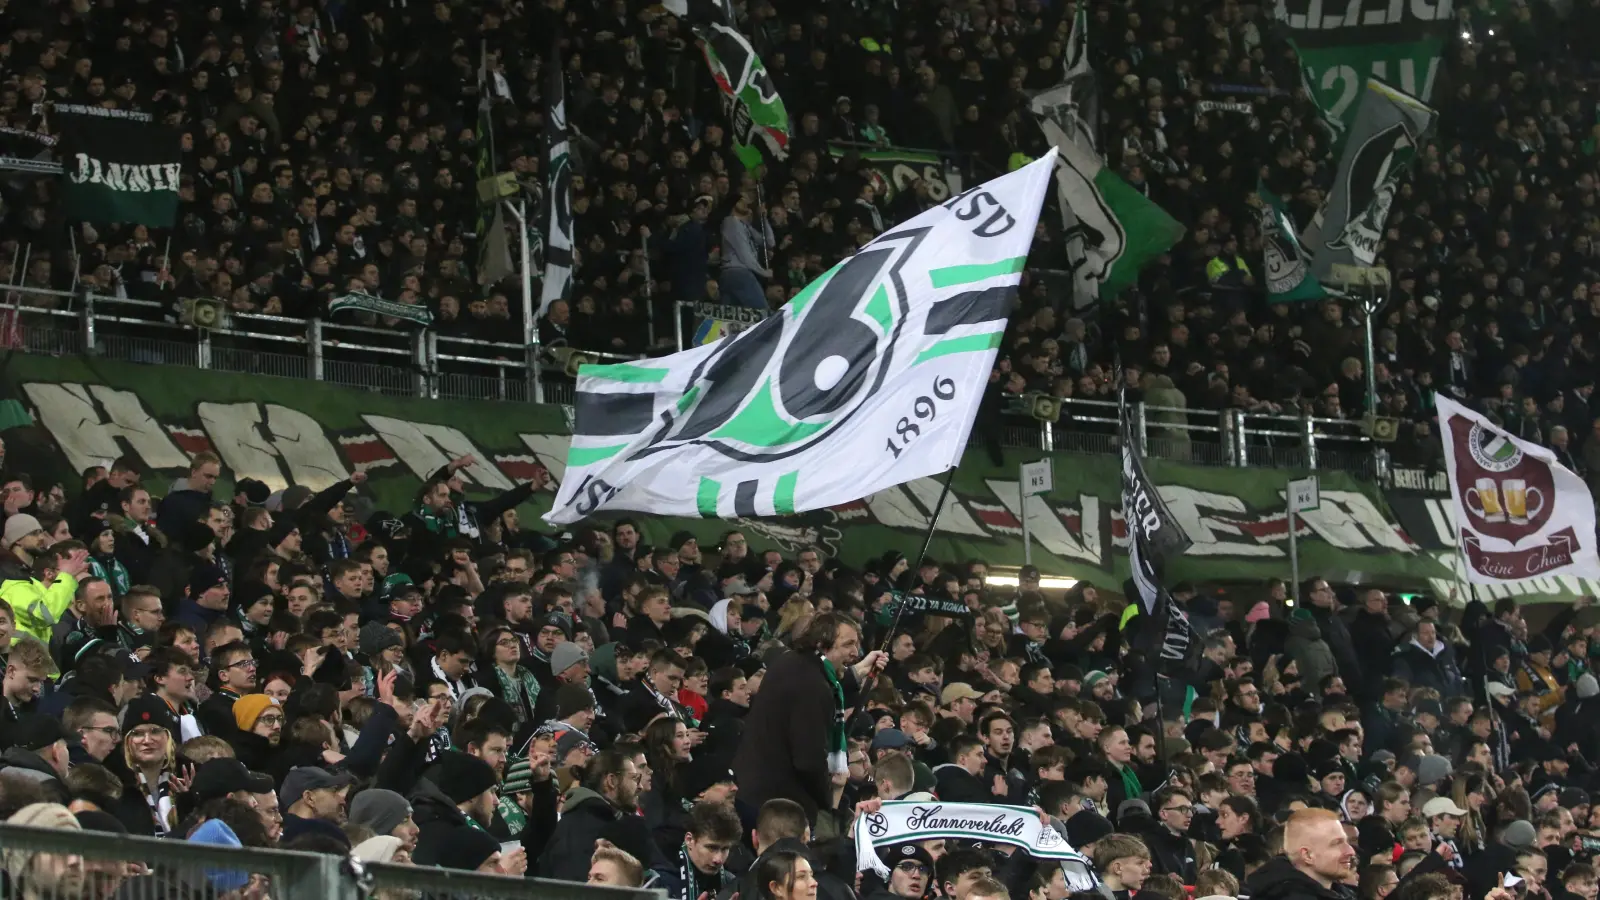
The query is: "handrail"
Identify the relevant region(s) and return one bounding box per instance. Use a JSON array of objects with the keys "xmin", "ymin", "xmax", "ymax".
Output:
[{"xmin": 0, "ymin": 282, "xmax": 1383, "ymax": 477}]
